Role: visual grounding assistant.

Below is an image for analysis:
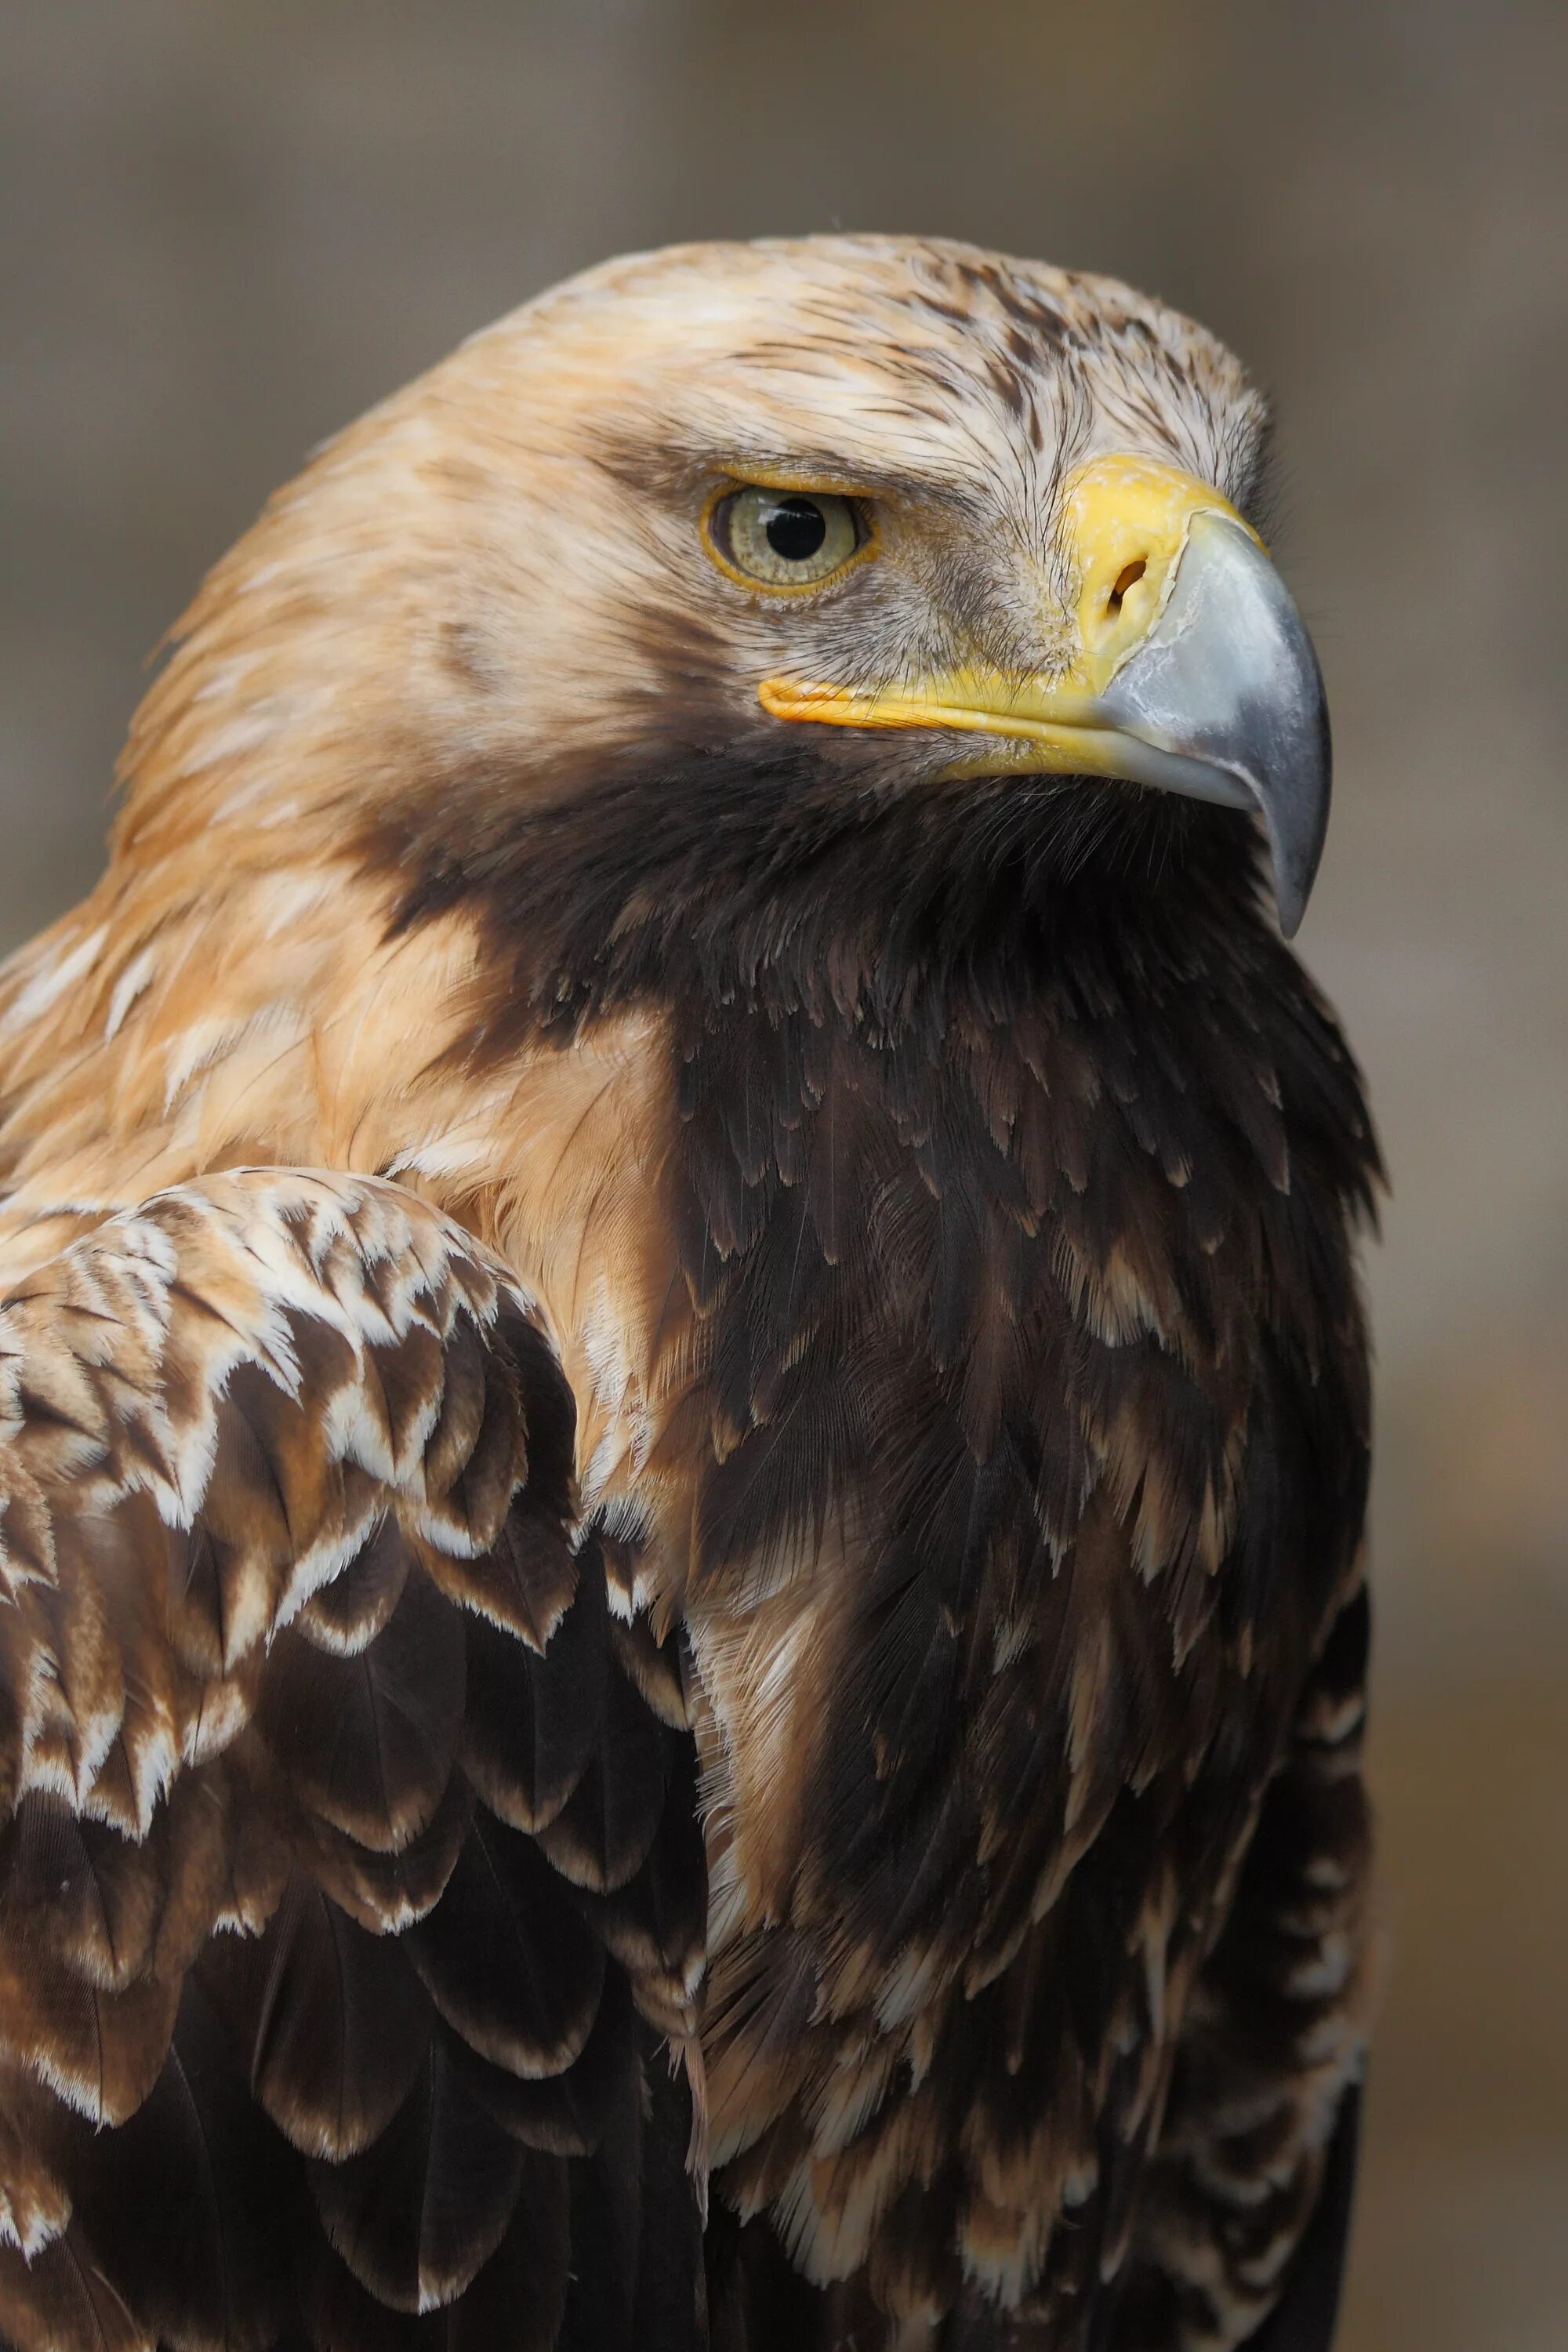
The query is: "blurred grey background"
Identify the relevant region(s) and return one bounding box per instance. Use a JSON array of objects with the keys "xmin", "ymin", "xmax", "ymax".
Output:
[{"xmin": 2, "ymin": 2, "xmax": 1565, "ymax": 2341}]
